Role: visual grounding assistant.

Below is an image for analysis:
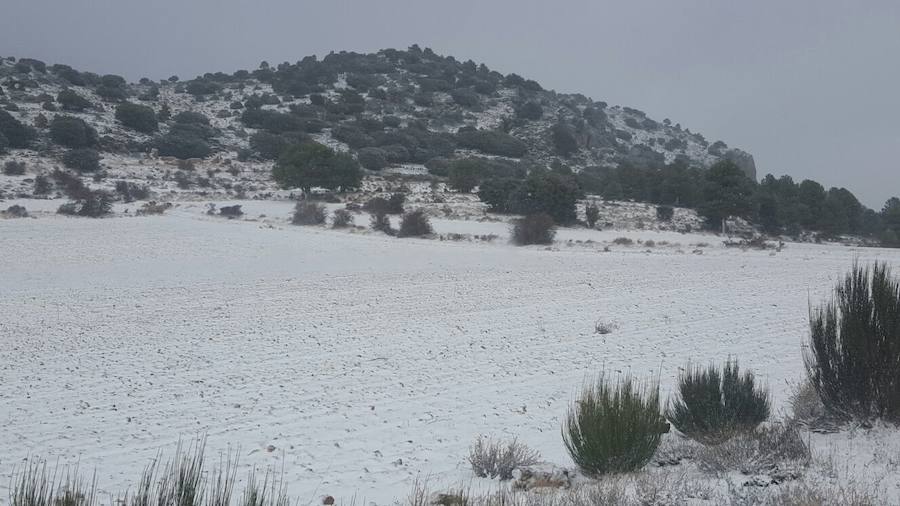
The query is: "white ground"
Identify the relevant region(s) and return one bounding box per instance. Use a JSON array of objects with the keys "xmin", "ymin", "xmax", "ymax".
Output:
[{"xmin": 2, "ymin": 202, "xmax": 900, "ymax": 503}]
